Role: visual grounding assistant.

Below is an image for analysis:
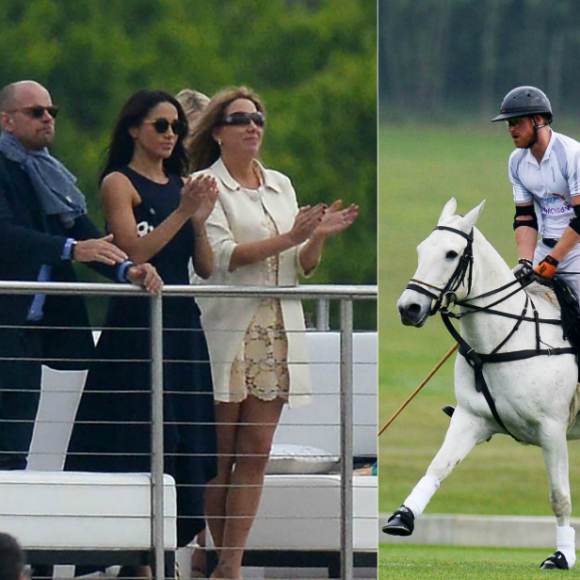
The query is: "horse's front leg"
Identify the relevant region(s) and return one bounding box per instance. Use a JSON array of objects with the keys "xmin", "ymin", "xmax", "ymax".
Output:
[
  {"xmin": 383, "ymin": 406, "xmax": 493, "ymax": 536},
  {"xmin": 540, "ymin": 424, "xmax": 576, "ymax": 570}
]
